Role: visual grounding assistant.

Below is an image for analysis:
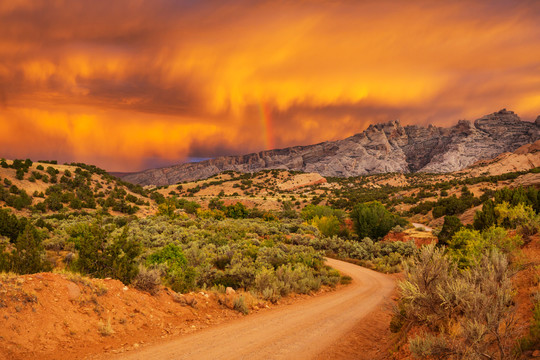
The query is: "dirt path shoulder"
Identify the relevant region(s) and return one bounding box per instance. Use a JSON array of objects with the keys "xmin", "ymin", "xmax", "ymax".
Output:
[{"xmin": 106, "ymin": 258, "xmax": 395, "ymax": 360}]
